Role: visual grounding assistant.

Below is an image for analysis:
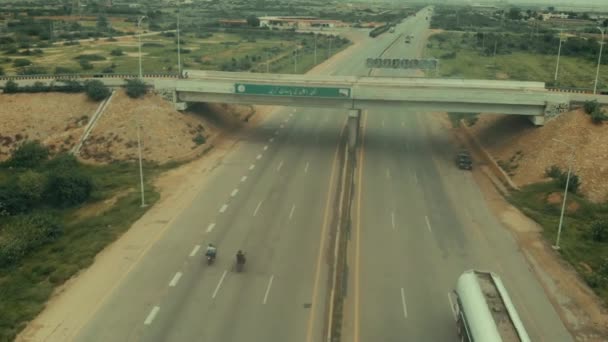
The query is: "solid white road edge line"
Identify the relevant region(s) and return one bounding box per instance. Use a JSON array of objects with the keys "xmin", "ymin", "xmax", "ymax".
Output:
[{"xmin": 448, "ymin": 292, "xmax": 458, "ymax": 321}]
